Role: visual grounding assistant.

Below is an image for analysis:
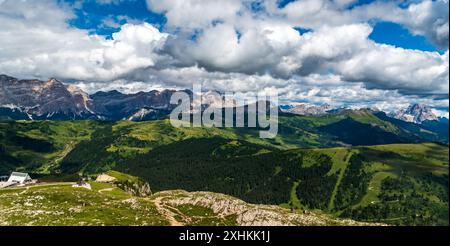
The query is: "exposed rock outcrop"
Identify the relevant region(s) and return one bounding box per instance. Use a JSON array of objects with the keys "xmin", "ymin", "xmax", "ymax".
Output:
[
  {"xmin": 154, "ymin": 190, "xmax": 384, "ymax": 226},
  {"xmin": 117, "ymin": 181, "xmax": 152, "ymax": 197},
  {"xmin": 95, "ymin": 174, "xmax": 117, "ymax": 183}
]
